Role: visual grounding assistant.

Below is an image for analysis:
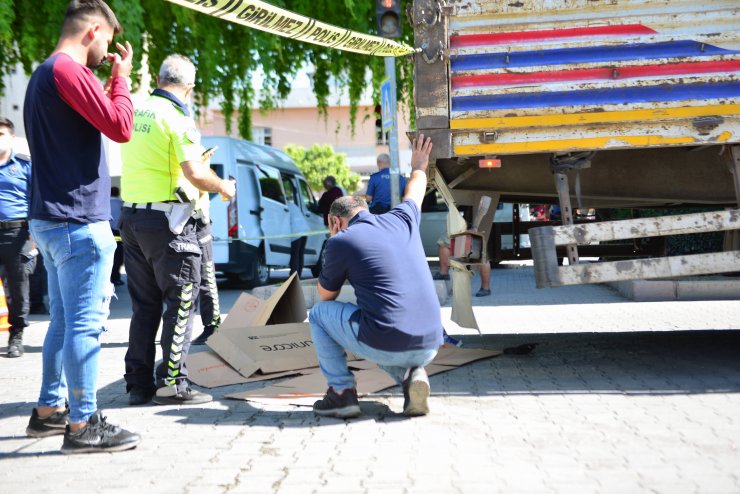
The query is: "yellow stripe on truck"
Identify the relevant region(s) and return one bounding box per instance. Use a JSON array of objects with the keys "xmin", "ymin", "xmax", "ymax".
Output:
[
  {"xmin": 450, "ymin": 104, "xmax": 740, "ymax": 130},
  {"xmin": 455, "ymin": 135, "xmax": 697, "ymax": 155},
  {"xmin": 164, "ymin": 0, "xmax": 417, "ymax": 57}
]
